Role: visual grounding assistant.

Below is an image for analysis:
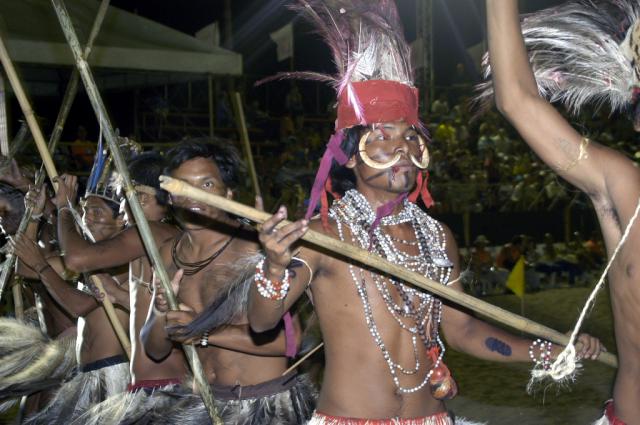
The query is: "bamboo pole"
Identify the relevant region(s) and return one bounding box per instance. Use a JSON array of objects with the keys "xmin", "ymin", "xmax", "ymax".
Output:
[
  {"xmin": 230, "ymin": 91, "xmax": 261, "ymax": 198},
  {"xmin": 282, "ymin": 342, "xmax": 323, "ymax": 376},
  {"xmin": 90, "ymin": 275, "xmax": 131, "ymax": 358},
  {"xmin": 11, "ymin": 276, "xmax": 23, "ymax": 321},
  {"xmin": 208, "ymin": 74, "xmax": 214, "ymax": 139},
  {"xmin": 50, "ymin": 1, "xmax": 221, "ymax": 422},
  {"xmin": 0, "ymin": 67, "xmax": 24, "ymax": 321},
  {"xmin": 0, "ymin": 26, "xmax": 131, "ymax": 361},
  {"xmin": 0, "ymin": 71, "xmax": 8, "ymax": 154},
  {"xmin": 0, "ymin": 33, "xmax": 58, "ymax": 189},
  {"xmin": 0, "ymin": 0, "xmax": 110, "ymax": 303},
  {"xmin": 159, "ymin": 176, "xmax": 618, "ymax": 369}
]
